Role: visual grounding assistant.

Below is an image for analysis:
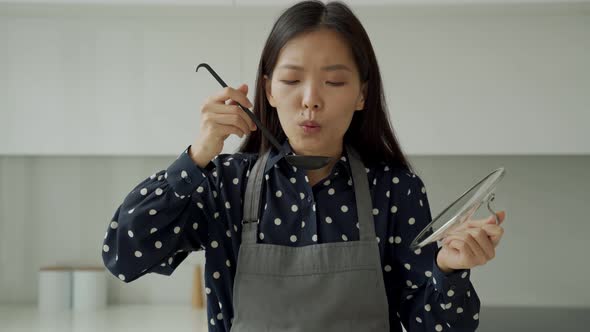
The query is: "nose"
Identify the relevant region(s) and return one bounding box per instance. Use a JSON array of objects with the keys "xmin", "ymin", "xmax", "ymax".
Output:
[{"xmin": 302, "ymin": 83, "xmax": 323, "ymax": 111}]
